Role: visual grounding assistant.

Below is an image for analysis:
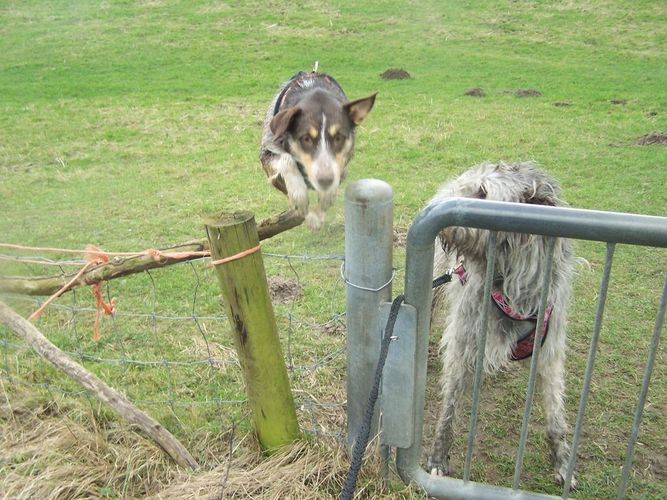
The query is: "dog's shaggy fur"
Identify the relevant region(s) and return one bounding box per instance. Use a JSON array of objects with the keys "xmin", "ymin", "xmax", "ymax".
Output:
[{"xmin": 427, "ymin": 162, "xmax": 577, "ymax": 488}]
